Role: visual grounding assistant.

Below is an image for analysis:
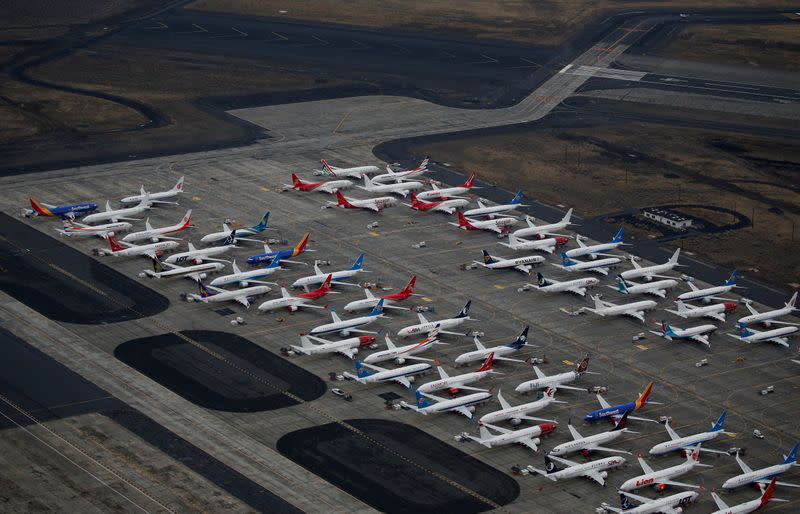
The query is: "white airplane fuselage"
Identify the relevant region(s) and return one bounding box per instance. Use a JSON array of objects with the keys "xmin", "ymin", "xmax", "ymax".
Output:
[
  {"xmin": 549, "ymin": 429, "xmax": 626, "ymax": 456},
  {"xmin": 543, "ymin": 456, "xmax": 625, "ymax": 481},
  {"xmin": 397, "ymin": 317, "xmax": 468, "ymax": 338},
  {"xmin": 622, "ymin": 279, "xmax": 678, "ymax": 296},
  {"xmin": 536, "ymin": 277, "xmax": 599, "ymax": 294},
  {"xmin": 292, "ymin": 269, "xmax": 360, "ymax": 289},
  {"xmin": 149, "ymin": 262, "xmax": 224, "ymax": 278},
  {"xmin": 415, "ymin": 392, "xmax": 491, "ymax": 415},
  {"xmin": 619, "ymin": 491, "xmax": 698, "ymax": 514},
  {"xmin": 58, "ymin": 221, "xmax": 132, "ymax": 237},
  {"xmin": 196, "ymin": 285, "xmax": 270, "ymax": 304},
  {"xmin": 592, "ymin": 300, "xmax": 657, "ymax": 317},
  {"xmin": 210, "ymin": 266, "xmax": 279, "ymax": 287},
  {"xmin": 562, "ymin": 257, "xmax": 621, "ymax": 273},
  {"xmin": 121, "ymin": 189, "xmax": 178, "ymax": 204},
  {"xmin": 83, "ymin": 204, "xmax": 149, "ymax": 224},
  {"xmin": 678, "ymin": 284, "xmax": 735, "ymax": 302},
  {"xmin": 309, "ymin": 314, "xmax": 381, "ymax": 336},
  {"xmin": 363, "ymin": 339, "xmax": 436, "ymax": 364},
  {"xmin": 480, "ymin": 397, "xmax": 556, "ymax": 425},
  {"xmin": 416, "ymin": 185, "xmax": 471, "ymax": 200},
  {"xmin": 417, "ymin": 370, "xmax": 490, "ymax": 394},
  {"xmin": 353, "ymin": 363, "xmax": 430, "ymax": 384},
  {"xmin": 649, "ymin": 431, "xmax": 721, "ymax": 455},
  {"xmin": 620, "ymin": 461, "xmax": 699, "ymax": 491},
  {"xmin": 110, "ymin": 241, "xmax": 178, "ymax": 257},
  {"xmin": 722, "ymin": 463, "xmax": 793, "ymax": 490},
  {"xmin": 620, "ymin": 261, "xmax": 677, "ymax": 281},
  {"xmin": 455, "ymin": 345, "xmax": 518, "ymax": 364},
  {"xmin": 740, "ymin": 326, "xmax": 798, "ymax": 343},
  {"xmin": 565, "ymin": 241, "xmax": 622, "ymax": 259},
  {"xmin": 516, "ymin": 371, "xmax": 579, "ymax": 393},
  {"xmin": 737, "ymin": 306, "xmax": 796, "ymax": 326},
  {"xmin": 165, "ymin": 245, "xmax": 234, "ymax": 264}
]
